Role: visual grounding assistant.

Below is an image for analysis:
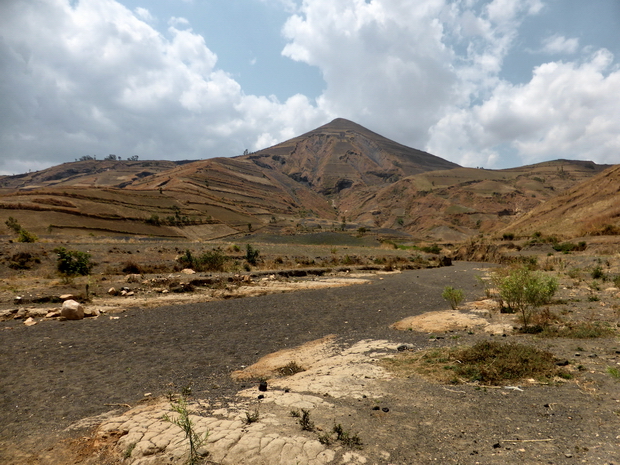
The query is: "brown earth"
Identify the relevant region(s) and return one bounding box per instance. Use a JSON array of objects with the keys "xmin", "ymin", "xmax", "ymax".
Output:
[
  {"xmin": 1, "ymin": 236, "xmax": 620, "ymax": 464},
  {"xmin": 0, "ymin": 119, "xmax": 612, "ymax": 243}
]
